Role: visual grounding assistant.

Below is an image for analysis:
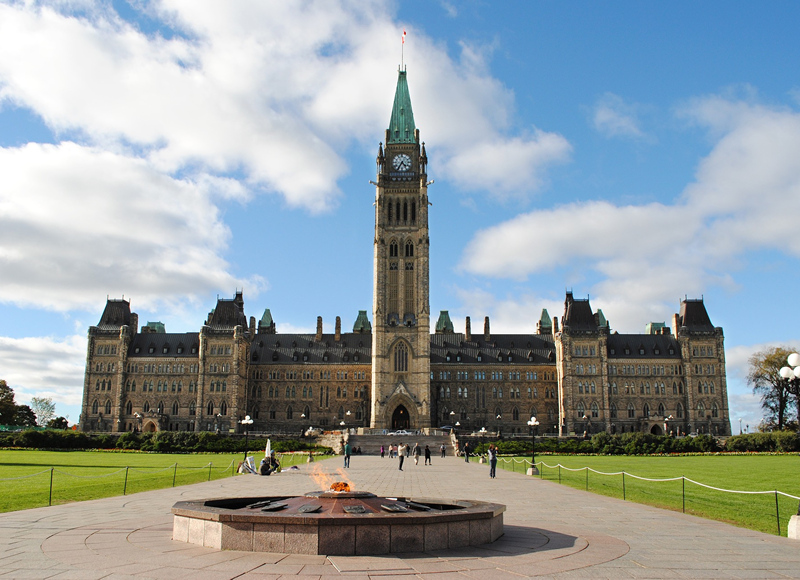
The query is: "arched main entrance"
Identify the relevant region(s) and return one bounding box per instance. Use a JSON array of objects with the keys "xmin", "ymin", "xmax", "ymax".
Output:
[
  {"xmin": 142, "ymin": 421, "xmax": 157, "ymax": 433},
  {"xmin": 392, "ymin": 405, "xmax": 410, "ymax": 430},
  {"xmin": 650, "ymin": 424, "xmax": 662, "ymax": 435}
]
